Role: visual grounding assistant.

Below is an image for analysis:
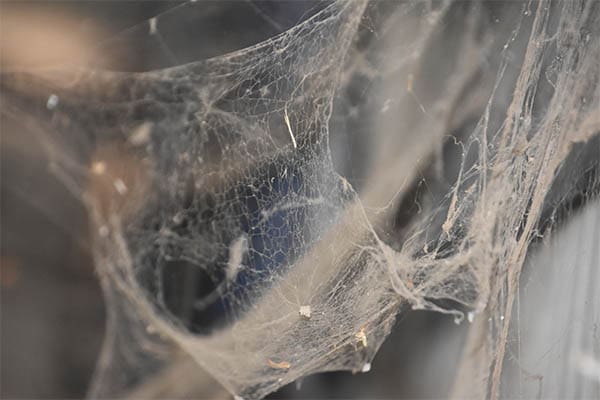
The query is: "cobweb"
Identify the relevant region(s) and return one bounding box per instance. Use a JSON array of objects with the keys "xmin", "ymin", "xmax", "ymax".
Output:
[{"xmin": 1, "ymin": 1, "xmax": 599, "ymax": 399}]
